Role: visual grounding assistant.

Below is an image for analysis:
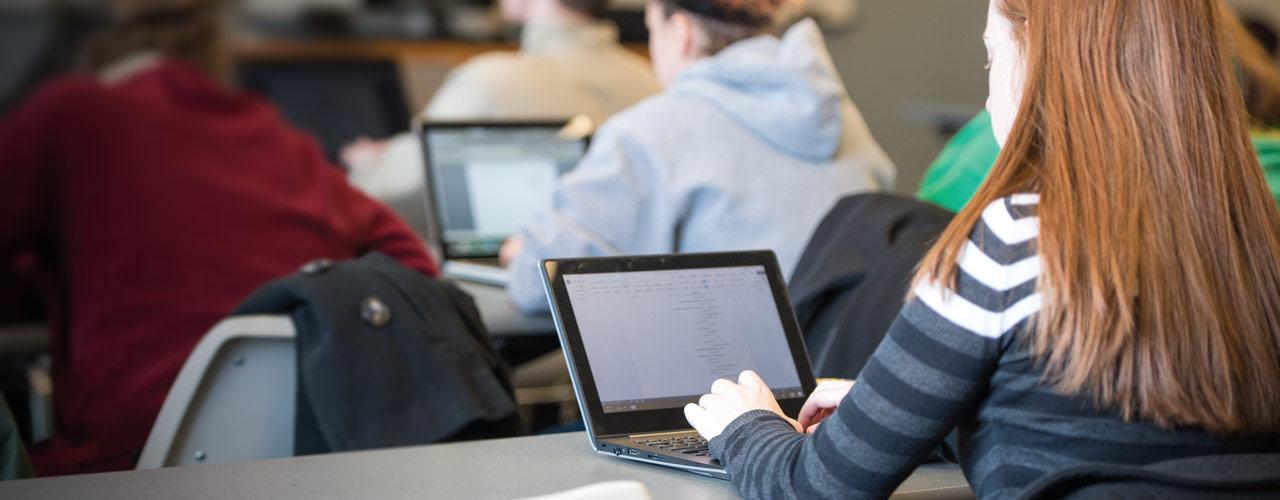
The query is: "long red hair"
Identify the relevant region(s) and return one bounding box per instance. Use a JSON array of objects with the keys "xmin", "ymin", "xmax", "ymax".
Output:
[{"xmin": 917, "ymin": 0, "xmax": 1280, "ymax": 436}]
